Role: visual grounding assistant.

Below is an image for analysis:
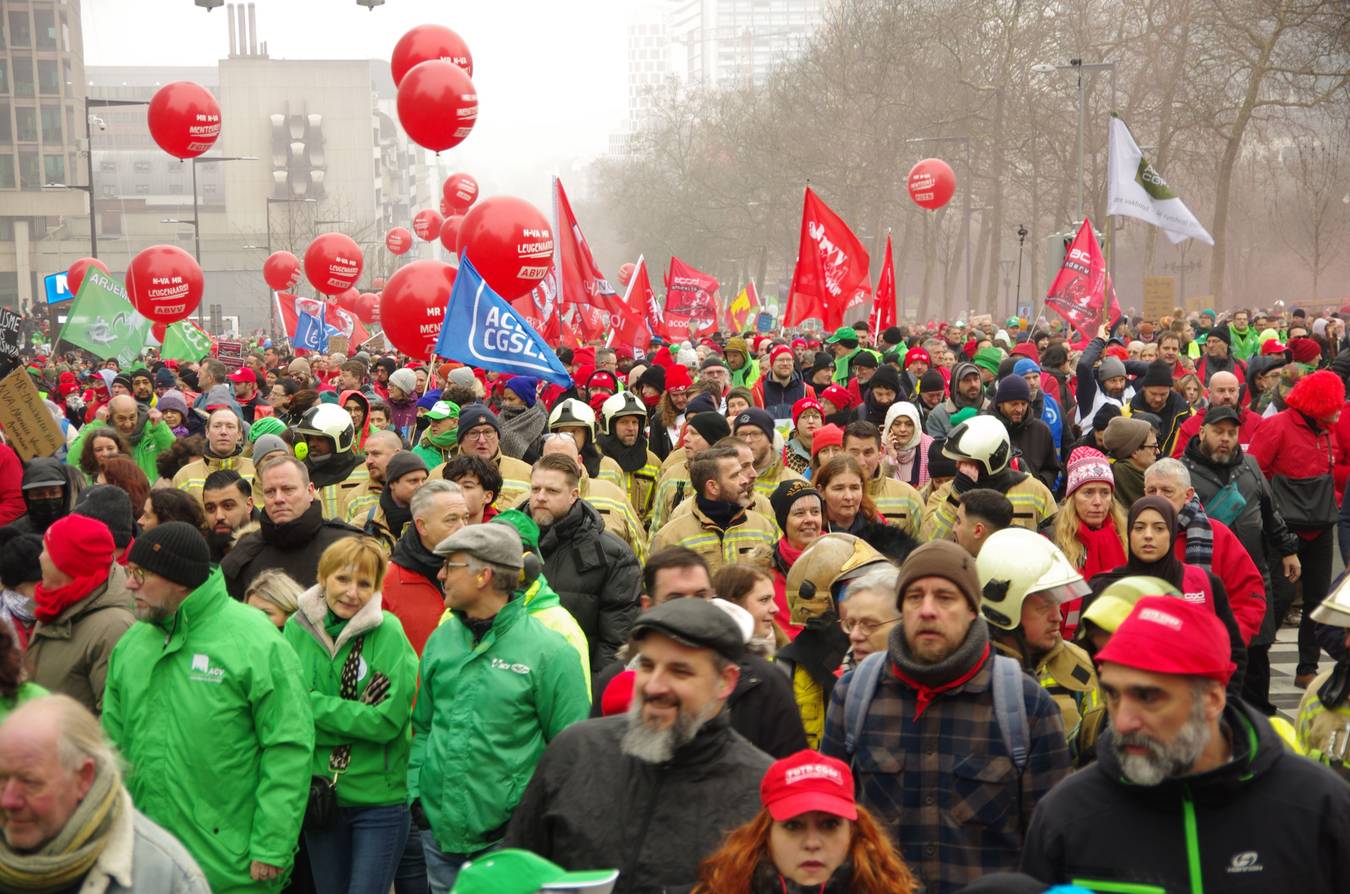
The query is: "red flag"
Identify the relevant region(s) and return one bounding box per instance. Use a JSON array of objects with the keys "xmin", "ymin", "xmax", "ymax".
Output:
[
  {"xmin": 870, "ymin": 231, "xmax": 897, "ymax": 333},
  {"xmin": 326, "ymin": 304, "xmax": 370, "ymax": 348},
  {"xmin": 1044, "ymin": 218, "xmax": 1121, "ymax": 348},
  {"xmin": 554, "ymin": 177, "xmax": 625, "ymax": 321},
  {"xmin": 664, "ymin": 256, "xmax": 720, "ymax": 337},
  {"xmin": 611, "ymin": 255, "xmax": 656, "ymax": 350},
  {"xmin": 510, "ymin": 269, "xmax": 561, "ymax": 343},
  {"xmin": 785, "ymin": 187, "xmax": 870, "ymax": 330}
]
